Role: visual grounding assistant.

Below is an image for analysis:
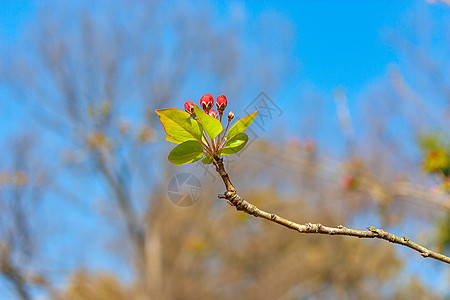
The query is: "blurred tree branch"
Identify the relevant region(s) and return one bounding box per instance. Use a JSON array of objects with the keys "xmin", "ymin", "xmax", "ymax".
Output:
[
  {"xmin": 253, "ymin": 143, "xmax": 450, "ymax": 210},
  {"xmin": 0, "ymin": 244, "xmax": 30, "ymax": 300},
  {"xmin": 213, "ymin": 156, "xmax": 450, "ymax": 264}
]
